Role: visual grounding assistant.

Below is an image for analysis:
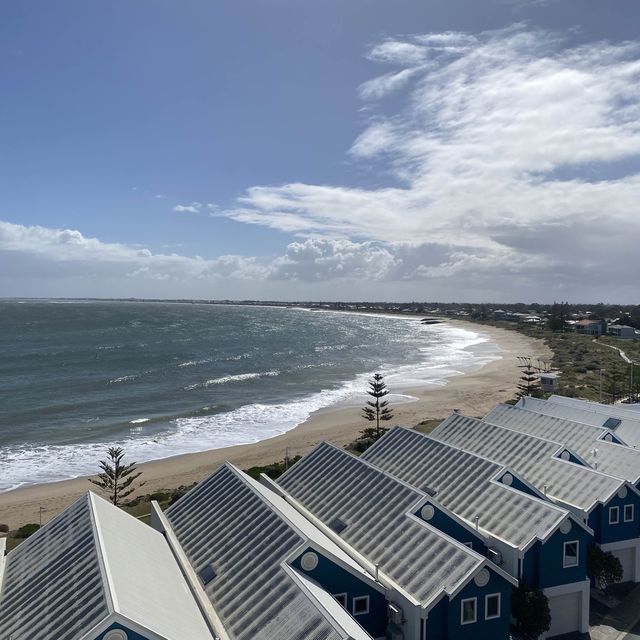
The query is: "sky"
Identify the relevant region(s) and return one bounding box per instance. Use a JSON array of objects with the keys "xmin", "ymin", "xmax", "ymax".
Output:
[{"xmin": 1, "ymin": 0, "xmax": 640, "ymax": 303}]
